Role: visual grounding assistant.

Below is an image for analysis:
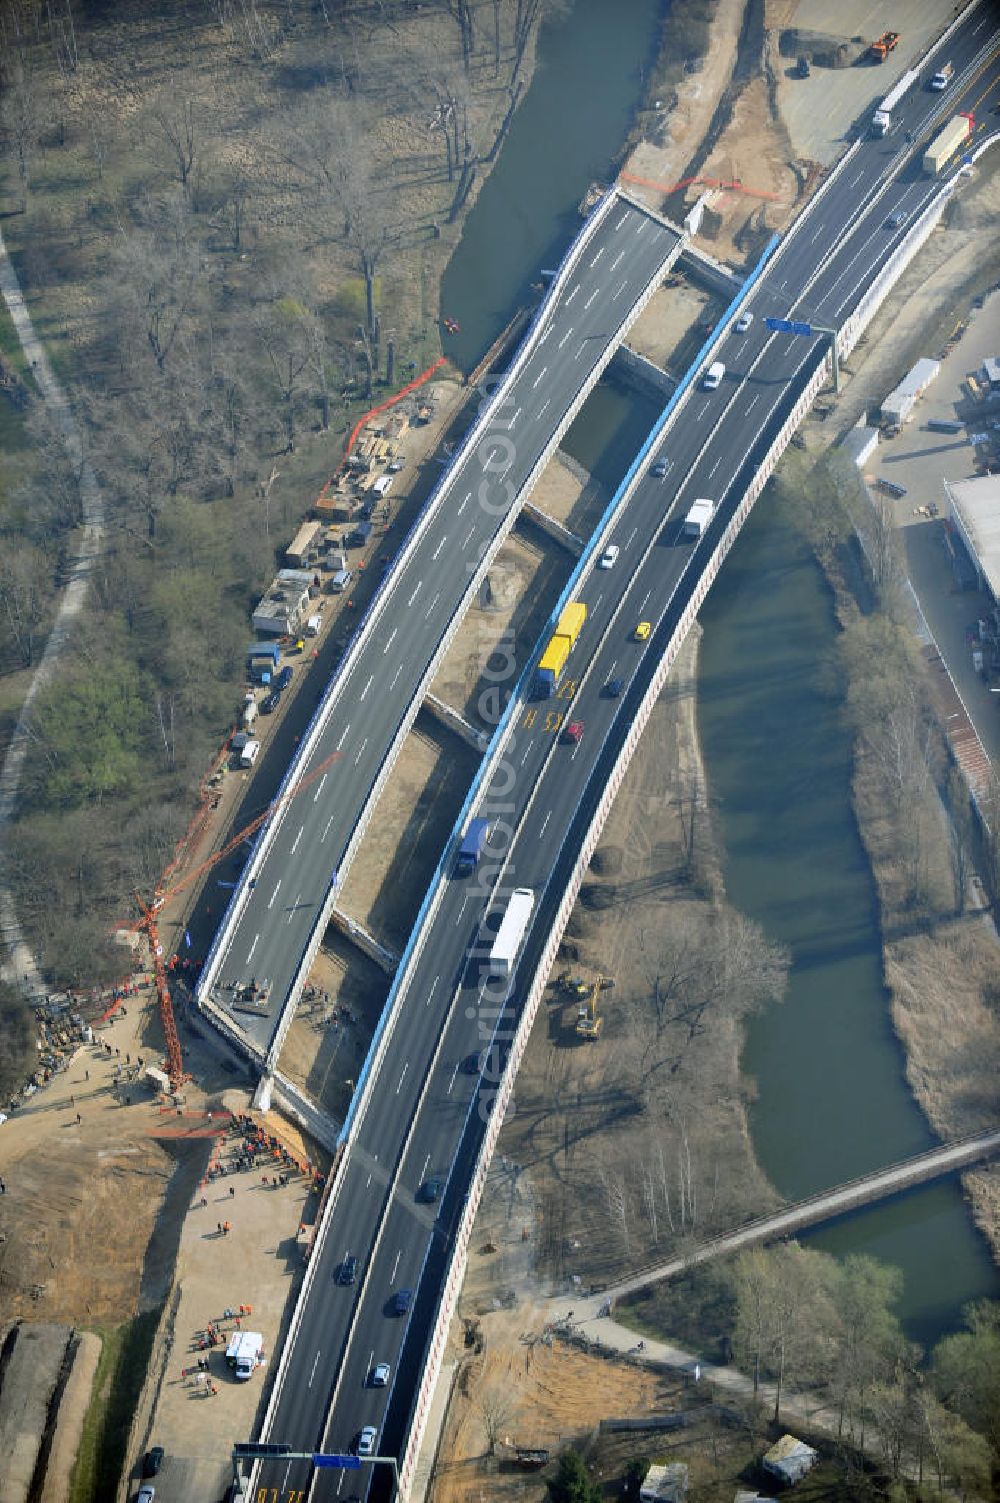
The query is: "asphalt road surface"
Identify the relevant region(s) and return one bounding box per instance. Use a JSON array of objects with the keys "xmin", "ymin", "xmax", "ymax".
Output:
[
  {"xmin": 253, "ymin": 14, "xmax": 1000, "ymax": 1501},
  {"xmin": 199, "ymin": 199, "xmax": 683, "ymax": 1054}
]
